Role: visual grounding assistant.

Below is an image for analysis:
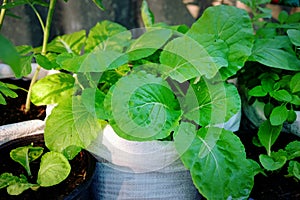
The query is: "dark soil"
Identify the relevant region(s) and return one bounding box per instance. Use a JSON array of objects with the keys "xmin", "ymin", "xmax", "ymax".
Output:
[
  {"xmin": 0, "ymin": 78, "xmax": 46, "ymax": 125},
  {"xmin": 237, "ymin": 116, "xmax": 300, "ymax": 200},
  {"xmin": 0, "ymin": 134, "xmax": 96, "ymax": 200}
]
